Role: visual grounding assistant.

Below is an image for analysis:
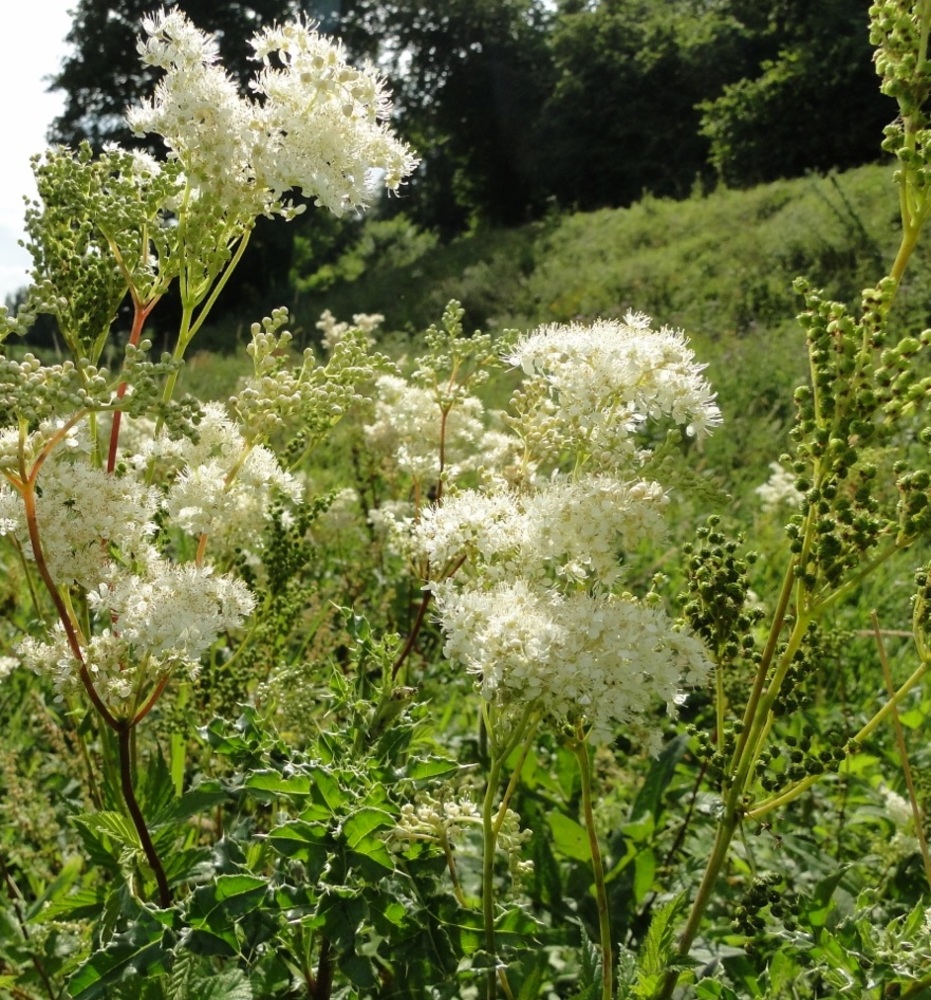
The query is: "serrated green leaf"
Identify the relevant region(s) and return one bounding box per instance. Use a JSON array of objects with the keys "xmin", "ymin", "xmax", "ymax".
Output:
[
  {"xmin": 407, "ymin": 756, "xmax": 462, "ymax": 782},
  {"xmin": 69, "ymin": 913, "xmax": 171, "ymax": 999},
  {"xmin": 630, "ymin": 733, "xmax": 689, "ymax": 823},
  {"xmin": 633, "ymin": 849, "xmax": 657, "ymax": 905},
  {"xmin": 37, "ymin": 885, "xmax": 108, "ymax": 923},
  {"xmin": 315, "ymin": 770, "xmax": 345, "ymax": 811},
  {"xmin": 266, "ymin": 819, "xmax": 329, "ymax": 877},
  {"xmin": 696, "ymin": 979, "xmax": 740, "ymax": 999},
  {"xmin": 345, "ymin": 805, "xmax": 394, "ymax": 846},
  {"xmin": 243, "ymin": 769, "xmax": 314, "ymax": 799},
  {"xmin": 199, "ymin": 874, "xmax": 267, "ymax": 912},
  {"xmin": 632, "ymin": 892, "xmax": 687, "ymax": 998}
]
